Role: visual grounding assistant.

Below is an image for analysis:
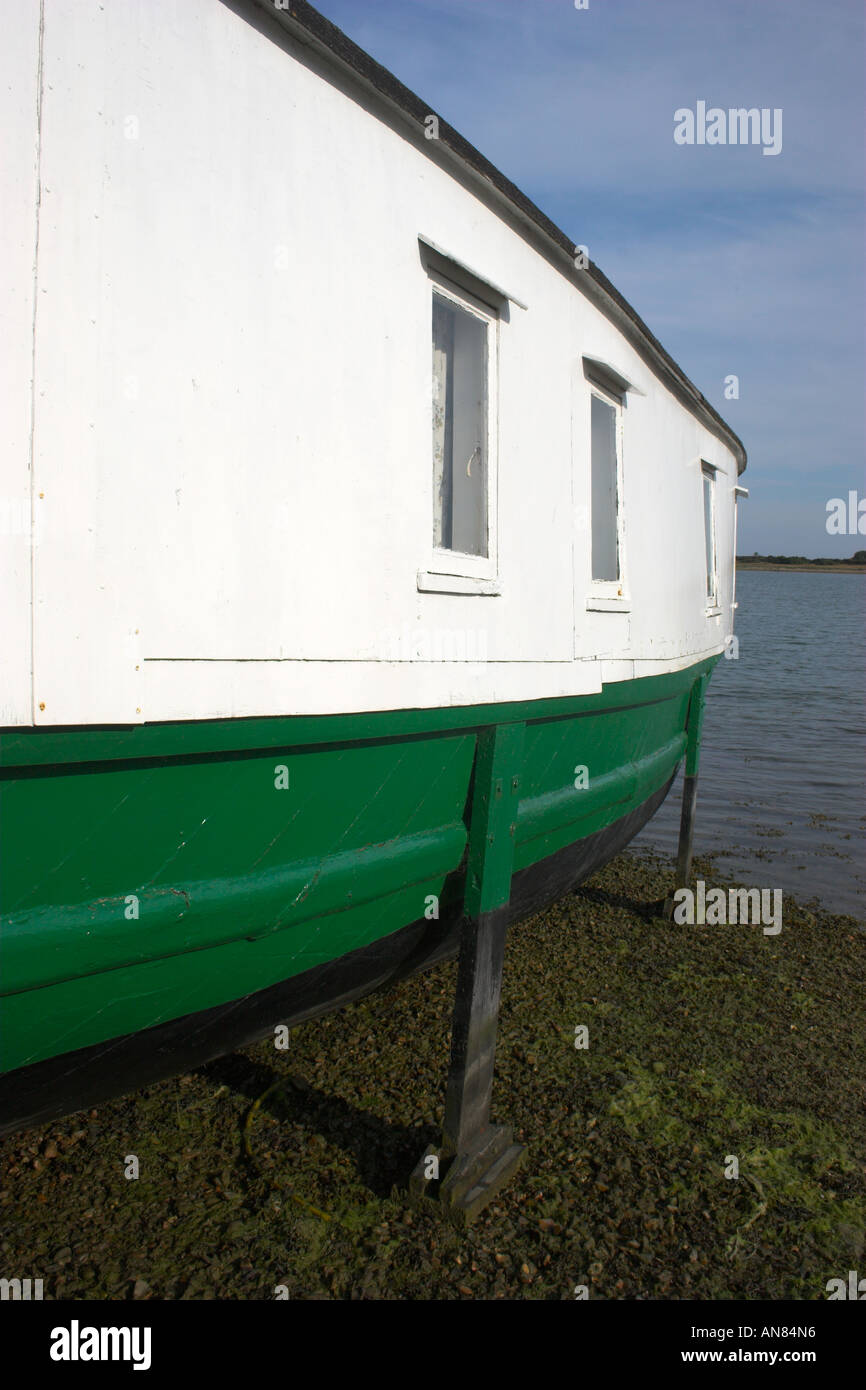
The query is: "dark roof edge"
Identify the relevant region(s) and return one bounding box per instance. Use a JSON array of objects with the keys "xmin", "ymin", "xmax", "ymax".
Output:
[{"xmin": 248, "ymin": 0, "xmax": 747, "ymax": 475}]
